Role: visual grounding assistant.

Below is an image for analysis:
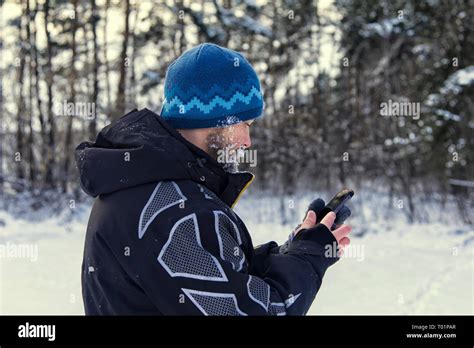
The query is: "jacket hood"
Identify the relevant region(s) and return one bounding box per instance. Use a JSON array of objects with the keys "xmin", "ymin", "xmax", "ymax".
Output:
[{"xmin": 75, "ymin": 108, "xmax": 254, "ymax": 207}]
